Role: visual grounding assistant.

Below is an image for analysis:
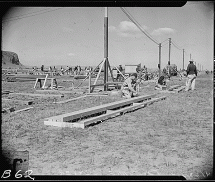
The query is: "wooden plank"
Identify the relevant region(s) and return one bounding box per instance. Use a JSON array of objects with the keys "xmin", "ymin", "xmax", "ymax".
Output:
[
  {"xmin": 86, "ymin": 93, "xmax": 108, "ymax": 96},
  {"xmin": 2, "ymin": 98, "xmax": 34, "ymax": 105},
  {"xmin": 42, "ymin": 74, "xmax": 48, "ymax": 89},
  {"xmin": 13, "ymin": 107, "xmax": 34, "ymax": 114},
  {"xmin": 174, "ymin": 86, "xmax": 186, "ymax": 93},
  {"xmin": 86, "ymin": 94, "xmax": 108, "ymax": 97},
  {"xmin": 62, "ymin": 80, "xmax": 74, "ymax": 82},
  {"xmin": 9, "ymin": 92, "xmax": 64, "ymax": 98},
  {"xmin": 44, "ymin": 120, "xmax": 84, "ymax": 128},
  {"xmin": 106, "ymin": 82, "xmax": 123, "ymax": 85},
  {"xmin": 36, "ymin": 90, "xmax": 73, "ymax": 94},
  {"xmin": 44, "ymin": 96, "xmax": 166, "ymax": 129},
  {"xmin": 34, "ymin": 78, "xmax": 39, "ymax": 88},
  {"xmin": 2, "ymin": 91, "xmax": 13, "ymax": 95},
  {"xmin": 54, "ymin": 95, "xmax": 88, "ymax": 104},
  {"xmin": 80, "ymin": 96, "xmax": 166, "ymax": 128},
  {"xmin": 168, "ymin": 85, "xmax": 180, "ymax": 91},
  {"xmin": 2, "ymin": 107, "xmax": 15, "ymax": 113},
  {"xmin": 45, "ymin": 94, "xmax": 156, "ymax": 123}
]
